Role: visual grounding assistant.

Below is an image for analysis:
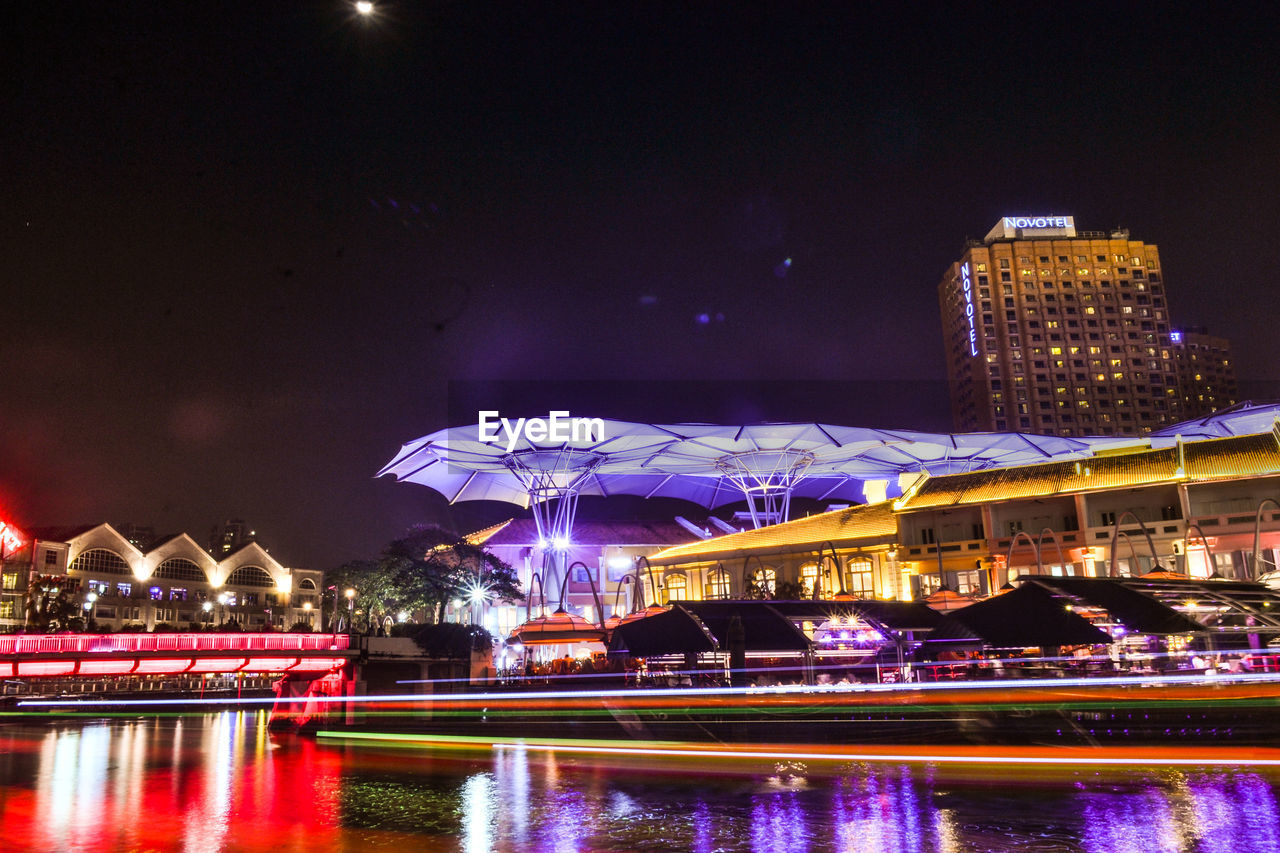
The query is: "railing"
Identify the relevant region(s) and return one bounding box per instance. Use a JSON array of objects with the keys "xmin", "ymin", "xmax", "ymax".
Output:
[
  {"xmin": 0, "ymin": 632, "xmax": 350, "ymax": 656},
  {"xmin": 1193, "ymin": 510, "xmax": 1280, "ymax": 529}
]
